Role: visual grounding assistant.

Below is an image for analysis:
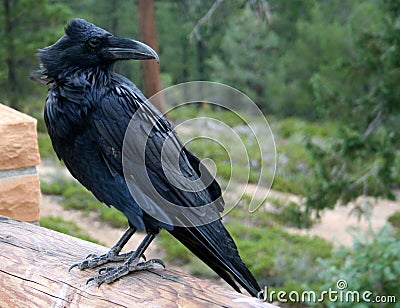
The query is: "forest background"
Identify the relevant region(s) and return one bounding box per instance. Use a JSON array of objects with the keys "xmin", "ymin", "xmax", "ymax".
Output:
[{"xmin": 1, "ymin": 1, "xmax": 399, "ymax": 306}]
